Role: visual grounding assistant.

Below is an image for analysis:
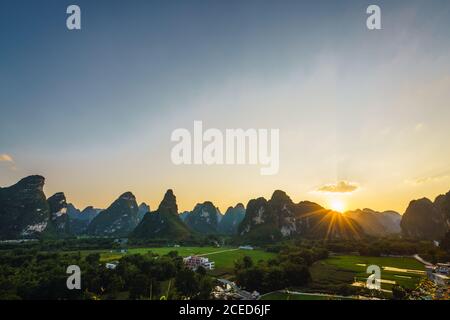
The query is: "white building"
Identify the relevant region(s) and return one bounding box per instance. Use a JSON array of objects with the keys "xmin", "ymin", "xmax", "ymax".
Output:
[
  {"xmin": 105, "ymin": 262, "xmax": 118, "ymax": 270},
  {"xmin": 214, "ymin": 279, "xmax": 260, "ymax": 300},
  {"xmin": 183, "ymin": 255, "xmax": 215, "ymax": 270}
]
